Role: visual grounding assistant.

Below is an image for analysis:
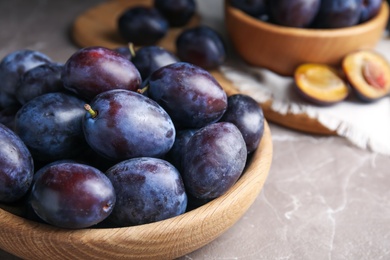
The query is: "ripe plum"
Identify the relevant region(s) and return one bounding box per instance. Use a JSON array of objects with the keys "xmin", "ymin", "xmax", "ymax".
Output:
[
  {"xmin": 148, "ymin": 62, "xmax": 227, "ymax": 128},
  {"xmin": 61, "ymin": 46, "xmax": 141, "ymax": 100},
  {"xmin": 0, "ymin": 91, "xmax": 19, "ymax": 108},
  {"xmin": 154, "ymin": 0, "xmax": 196, "ymax": 27},
  {"xmin": 131, "ymin": 45, "xmax": 179, "ymax": 80},
  {"xmin": 268, "ymin": 0, "xmax": 321, "ymax": 28},
  {"xmin": 165, "ymin": 128, "xmax": 197, "ymax": 171},
  {"xmin": 220, "ymin": 94, "xmax": 264, "ymax": 153},
  {"xmin": 230, "ymin": 0, "xmax": 268, "ymax": 18},
  {"xmin": 312, "ymin": 0, "xmax": 363, "ymax": 28},
  {"xmin": 82, "ymin": 89, "xmax": 175, "ymax": 161},
  {"xmin": 117, "ymin": 6, "xmax": 168, "ymax": 46},
  {"xmin": 16, "ymin": 63, "xmax": 65, "ymax": 105},
  {"xmin": 360, "ymin": 0, "xmax": 382, "ymax": 23},
  {"xmin": 113, "ymin": 43, "xmax": 135, "ymax": 61},
  {"xmin": 176, "ymin": 26, "xmax": 226, "ymax": 70},
  {"xmin": 106, "ymin": 157, "xmax": 187, "ymax": 226},
  {"xmin": 0, "ymin": 105, "xmax": 20, "ymax": 130},
  {"xmin": 181, "ymin": 122, "xmax": 247, "ymax": 199},
  {"xmin": 0, "ymin": 49, "xmax": 52, "ymax": 97},
  {"xmin": 0, "ymin": 123, "xmax": 34, "ymax": 203},
  {"xmin": 14, "ymin": 92, "xmax": 87, "ymax": 161},
  {"xmin": 29, "ymin": 162, "xmax": 116, "ymax": 229}
]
